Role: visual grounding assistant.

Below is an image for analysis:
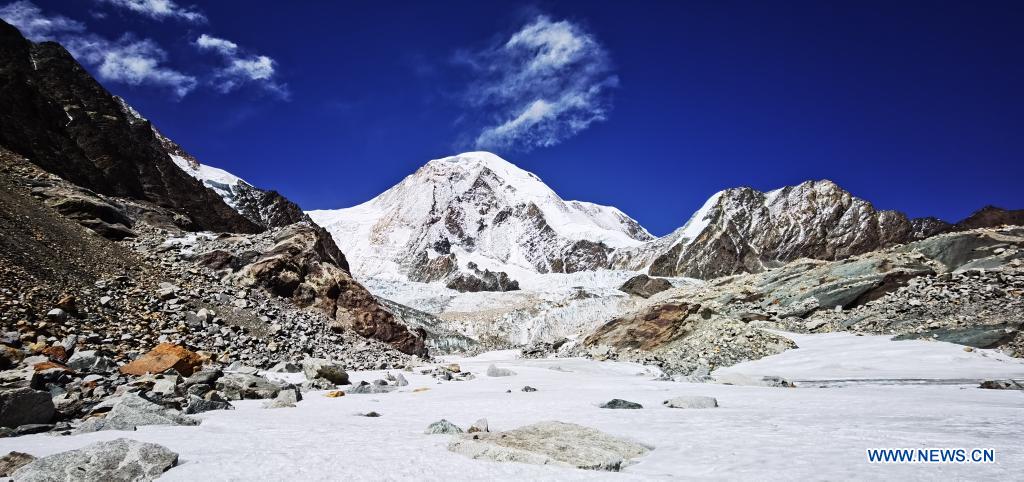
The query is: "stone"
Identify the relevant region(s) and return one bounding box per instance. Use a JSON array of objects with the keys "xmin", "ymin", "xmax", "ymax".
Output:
[
  {"xmin": 425, "ymin": 419, "xmax": 463, "ymax": 434},
  {"xmin": 394, "ymin": 373, "xmax": 409, "ymax": 386},
  {"xmin": 448, "ymin": 421, "xmax": 650, "ymax": 471},
  {"xmin": 269, "ymin": 361, "xmax": 301, "ymax": 373},
  {"xmin": 75, "ymin": 393, "xmax": 197, "ymax": 433},
  {"xmin": 0, "ymin": 388, "xmax": 55, "ymax": 428},
  {"xmin": 325, "ymin": 390, "xmax": 345, "ymax": 398},
  {"xmin": 600, "ymin": 399, "xmax": 642, "ymax": 409},
  {"xmin": 119, "ymin": 343, "xmax": 205, "ymax": 377},
  {"xmin": 0, "ymin": 451, "xmax": 36, "ymax": 477},
  {"xmin": 346, "ymin": 381, "xmax": 396, "ymax": 395},
  {"xmin": 663, "ymin": 396, "xmax": 719, "ymax": 409},
  {"xmin": 361, "ymin": 411, "xmax": 381, "ymax": 417},
  {"xmin": 619, "ymin": 274, "xmax": 673, "ymax": 298},
  {"xmin": 521, "ymin": 386, "xmax": 537, "ymax": 392},
  {"xmin": 66, "ymin": 350, "xmax": 117, "ymax": 373},
  {"xmin": 263, "ymin": 389, "xmax": 299, "ymax": 409},
  {"xmin": 446, "ymin": 363, "xmax": 461, "ymax": 373},
  {"xmin": 216, "ymin": 373, "xmax": 286, "ymax": 400},
  {"xmin": 468, "ymin": 418, "xmax": 489, "ymax": 433},
  {"xmin": 184, "ymin": 395, "xmax": 233, "ymax": 414},
  {"xmin": 183, "ymin": 368, "xmax": 223, "ymax": 388},
  {"xmin": 301, "ymin": 358, "xmax": 350, "ymax": 385},
  {"xmin": 12, "ymin": 438, "xmax": 177, "ymax": 481},
  {"xmin": 486, "ymin": 364, "xmax": 516, "ymax": 377},
  {"xmin": 979, "ymin": 379, "xmax": 1023, "ymax": 390},
  {"xmin": 45, "ymin": 308, "xmax": 67, "ymax": 322}
]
